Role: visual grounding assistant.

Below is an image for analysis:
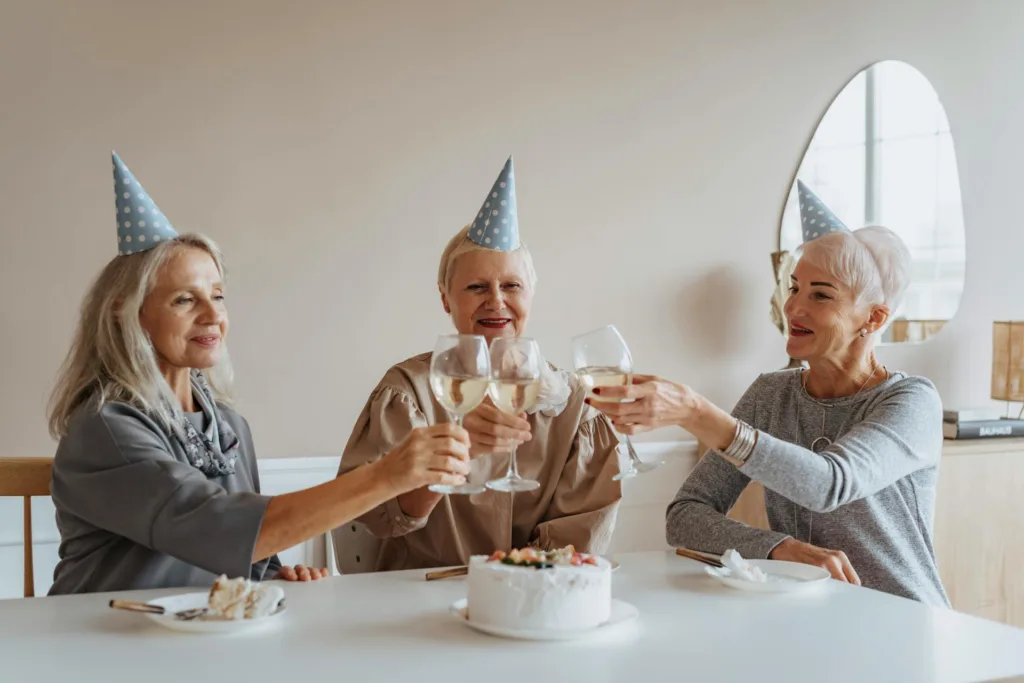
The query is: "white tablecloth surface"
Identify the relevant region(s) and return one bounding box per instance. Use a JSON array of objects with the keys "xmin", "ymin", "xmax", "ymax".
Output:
[{"xmin": 2, "ymin": 550, "xmax": 1023, "ymax": 682}]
